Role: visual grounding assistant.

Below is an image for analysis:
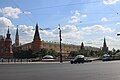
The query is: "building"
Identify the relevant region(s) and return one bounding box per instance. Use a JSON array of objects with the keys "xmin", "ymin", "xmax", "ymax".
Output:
[
  {"xmin": 15, "ymin": 24, "xmax": 99, "ymax": 57},
  {"xmin": 14, "ymin": 26, "xmax": 19, "ymax": 47},
  {"xmin": 80, "ymin": 42, "xmax": 85, "ymax": 50},
  {"xmin": 32, "ymin": 23, "xmax": 41, "ymax": 52},
  {"xmin": 102, "ymin": 37, "xmax": 108, "ymax": 53},
  {"xmin": 0, "ymin": 28, "xmax": 13, "ymax": 58}
]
